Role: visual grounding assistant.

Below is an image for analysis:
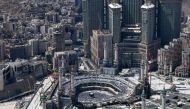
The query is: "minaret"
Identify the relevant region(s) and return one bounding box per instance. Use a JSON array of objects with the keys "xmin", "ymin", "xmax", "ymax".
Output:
[
  {"xmin": 169, "ymin": 61, "xmax": 173, "ymax": 73},
  {"xmin": 159, "ymin": 63, "xmax": 164, "ymax": 75},
  {"xmin": 114, "ymin": 43, "xmax": 119, "ymax": 68},
  {"xmin": 158, "ymin": 63, "xmax": 161, "ymax": 74},
  {"xmin": 0, "ymin": 66, "xmax": 4, "ymax": 91},
  {"xmin": 70, "ymin": 65, "xmax": 76, "ymax": 104},
  {"xmin": 144, "ymin": 59, "xmax": 148, "ymax": 78},
  {"xmin": 167, "ymin": 63, "xmax": 170, "ymax": 75},
  {"xmin": 163, "ymin": 62, "xmax": 167, "ymax": 76},
  {"xmin": 140, "ymin": 60, "xmax": 145, "ymax": 81},
  {"xmin": 164, "ymin": 62, "xmax": 169, "ymax": 76},
  {"xmin": 143, "ymin": 53, "xmax": 151, "ymax": 99},
  {"xmin": 84, "ymin": 40, "xmax": 89, "ymax": 58},
  {"xmin": 169, "ymin": 61, "xmax": 173, "ymax": 82},
  {"xmin": 144, "ymin": 49, "xmax": 149, "ymax": 79},
  {"xmin": 161, "ymin": 87, "xmax": 166, "ymax": 109},
  {"xmin": 103, "ymin": 42, "xmax": 109, "ymax": 67},
  {"xmin": 58, "ymin": 58, "xmax": 65, "ymax": 109},
  {"xmin": 59, "ymin": 59, "xmax": 64, "ymax": 90},
  {"xmin": 141, "ymin": 89, "xmax": 146, "ymax": 109},
  {"xmin": 169, "ymin": 72, "xmax": 173, "ymax": 83}
]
